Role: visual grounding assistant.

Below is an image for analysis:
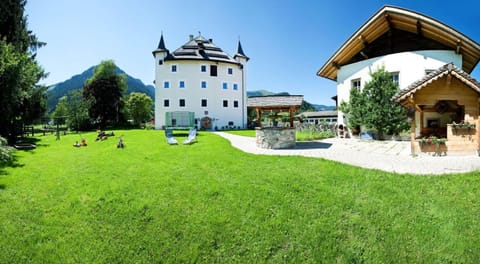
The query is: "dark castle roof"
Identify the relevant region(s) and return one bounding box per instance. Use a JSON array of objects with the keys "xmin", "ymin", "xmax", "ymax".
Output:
[{"xmin": 158, "ymin": 34, "xmax": 241, "ymax": 64}]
